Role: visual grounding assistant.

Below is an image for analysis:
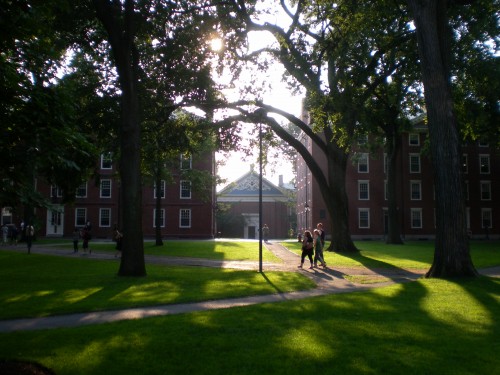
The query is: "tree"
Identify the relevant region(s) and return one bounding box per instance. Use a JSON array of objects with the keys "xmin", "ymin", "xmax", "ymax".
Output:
[
  {"xmin": 224, "ymin": 1, "xmax": 414, "ymax": 252},
  {"xmin": 405, "ymin": 0, "xmax": 481, "ymax": 277}
]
